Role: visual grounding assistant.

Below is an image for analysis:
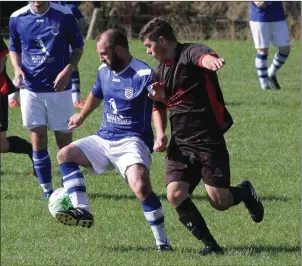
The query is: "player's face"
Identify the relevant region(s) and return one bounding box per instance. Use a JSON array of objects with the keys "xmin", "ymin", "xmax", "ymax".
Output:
[
  {"xmin": 97, "ymin": 42, "xmax": 124, "ymax": 71},
  {"xmin": 143, "ymin": 38, "xmax": 167, "ymax": 62}
]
